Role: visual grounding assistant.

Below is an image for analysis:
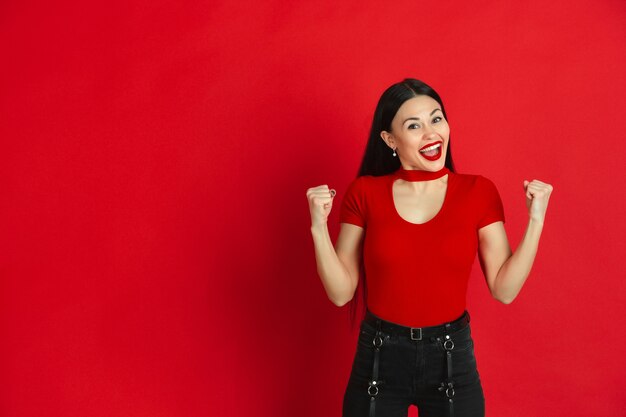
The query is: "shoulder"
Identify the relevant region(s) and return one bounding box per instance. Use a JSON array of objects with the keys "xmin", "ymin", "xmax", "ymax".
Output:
[
  {"xmin": 451, "ymin": 171, "xmax": 498, "ymax": 189},
  {"xmin": 346, "ymin": 174, "xmax": 386, "ymax": 190},
  {"xmin": 450, "ymin": 172, "xmax": 502, "ymax": 204},
  {"xmin": 449, "ymin": 171, "xmax": 481, "ymax": 188}
]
